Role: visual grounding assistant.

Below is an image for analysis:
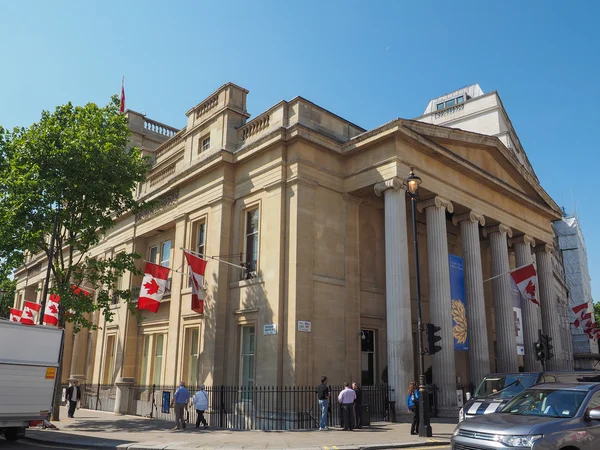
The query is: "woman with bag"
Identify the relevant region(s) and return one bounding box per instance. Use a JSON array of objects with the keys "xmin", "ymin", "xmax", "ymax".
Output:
[
  {"xmin": 407, "ymin": 381, "xmax": 419, "ymax": 435},
  {"xmin": 192, "ymin": 385, "xmax": 209, "ymax": 429}
]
